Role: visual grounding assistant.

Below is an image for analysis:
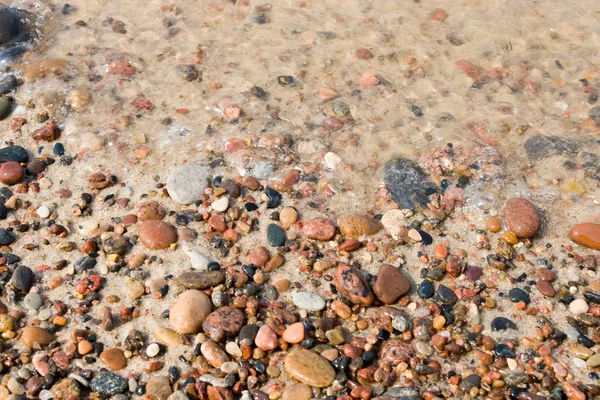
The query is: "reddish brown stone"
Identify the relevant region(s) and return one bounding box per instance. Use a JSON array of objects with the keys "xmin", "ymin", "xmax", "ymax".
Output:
[
  {"xmin": 99, "ymin": 348, "xmax": 127, "ymax": 371},
  {"xmin": 536, "ymin": 280, "xmax": 556, "ymax": 297},
  {"xmin": 373, "ymin": 264, "xmax": 411, "ymax": 304},
  {"xmin": 247, "ymin": 245, "xmax": 270, "ymax": 267},
  {"xmin": 138, "ymin": 220, "xmax": 177, "ymax": 250},
  {"xmin": 0, "ymin": 161, "xmax": 24, "ymax": 185},
  {"xmin": 202, "ymin": 306, "xmax": 245, "ymax": 340},
  {"xmin": 333, "ymin": 263, "xmax": 375, "ymax": 306},
  {"xmin": 32, "ymin": 121, "xmax": 60, "ymax": 141},
  {"xmin": 504, "ymin": 197, "xmax": 541, "ymax": 238},
  {"xmin": 298, "ymin": 218, "xmax": 336, "ymax": 241},
  {"xmin": 136, "ymin": 200, "xmax": 166, "ymax": 221},
  {"xmin": 208, "ymin": 215, "xmax": 226, "ymax": 232}
]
